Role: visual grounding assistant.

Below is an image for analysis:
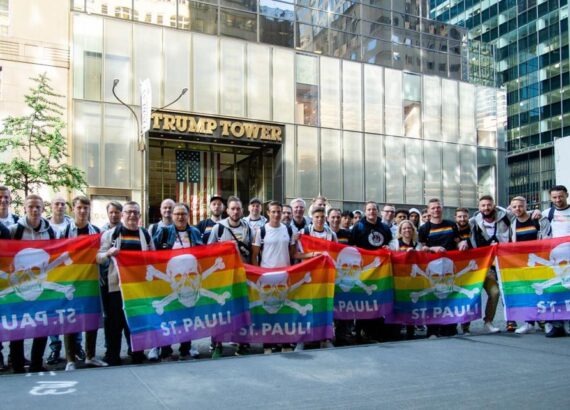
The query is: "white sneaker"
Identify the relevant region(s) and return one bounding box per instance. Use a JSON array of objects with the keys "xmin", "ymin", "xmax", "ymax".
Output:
[
  {"xmin": 544, "ymin": 323, "xmax": 553, "ymax": 334},
  {"xmin": 85, "ymin": 357, "xmax": 108, "ymax": 367},
  {"xmin": 147, "ymin": 347, "xmax": 160, "ymax": 361},
  {"xmin": 428, "ymin": 334, "xmax": 438, "ymax": 340},
  {"xmin": 65, "ymin": 362, "xmax": 76, "ymax": 371},
  {"xmin": 189, "ymin": 347, "xmax": 200, "ymax": 359},
  {"xmin": 515, "ymin": 322, "xmax": 535, "ymax": 334},
  {"xmin": 263, "ymin": 348, "xmax": 272, "ymax": 355},
  {"xmin": 484, "ymin": 322, "xmax": 500, "ymax": 334},
  {"xmin": 294, "ymin": 343, "xmax": 304, "ymax": 352}
]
